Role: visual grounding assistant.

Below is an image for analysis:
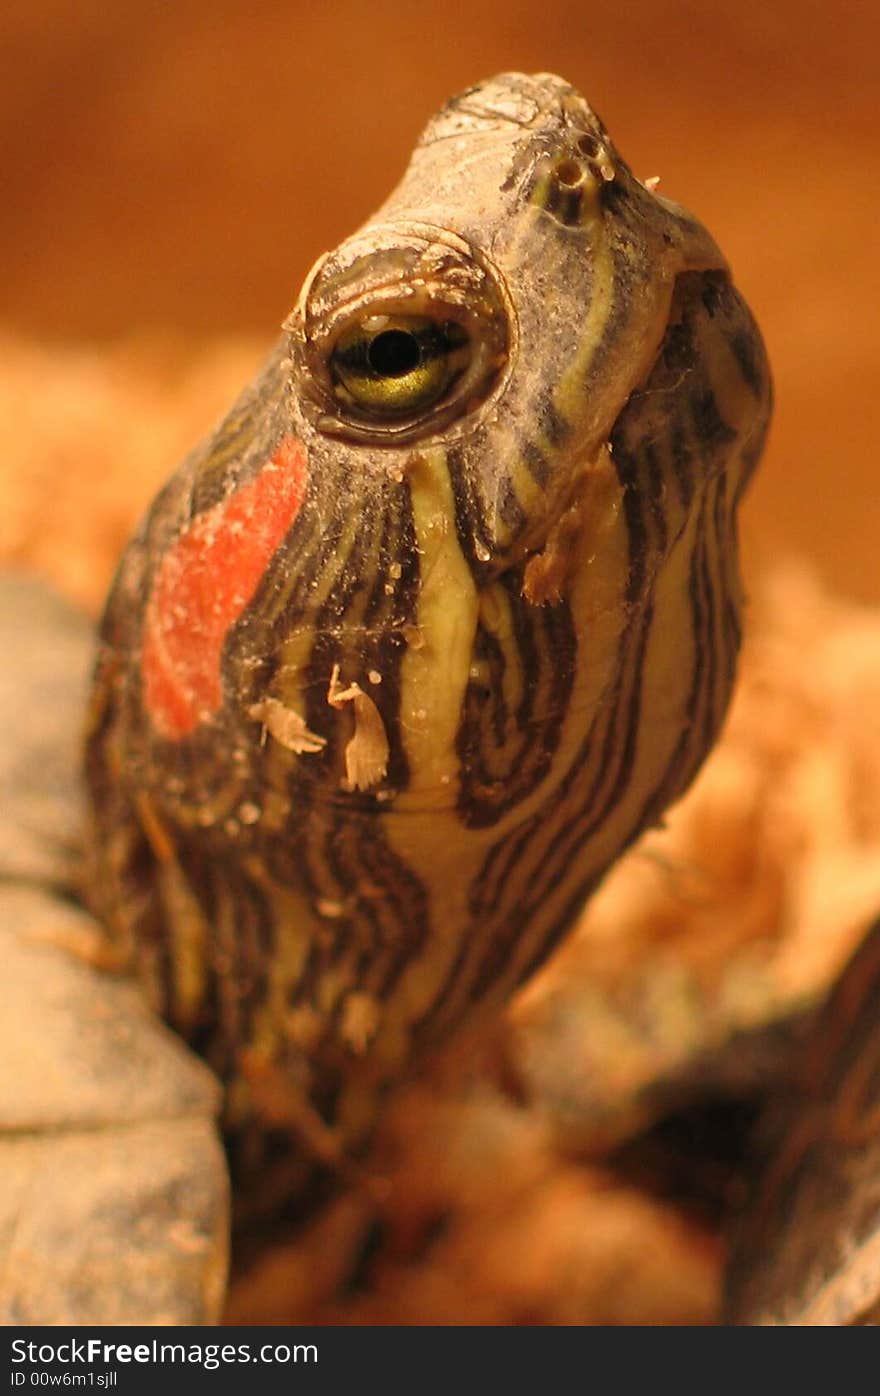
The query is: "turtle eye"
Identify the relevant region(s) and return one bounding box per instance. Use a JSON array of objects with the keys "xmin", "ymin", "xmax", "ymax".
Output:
[{"xmin": 328, "ymin": 315, "xmax": 471, "ymax": 419}]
